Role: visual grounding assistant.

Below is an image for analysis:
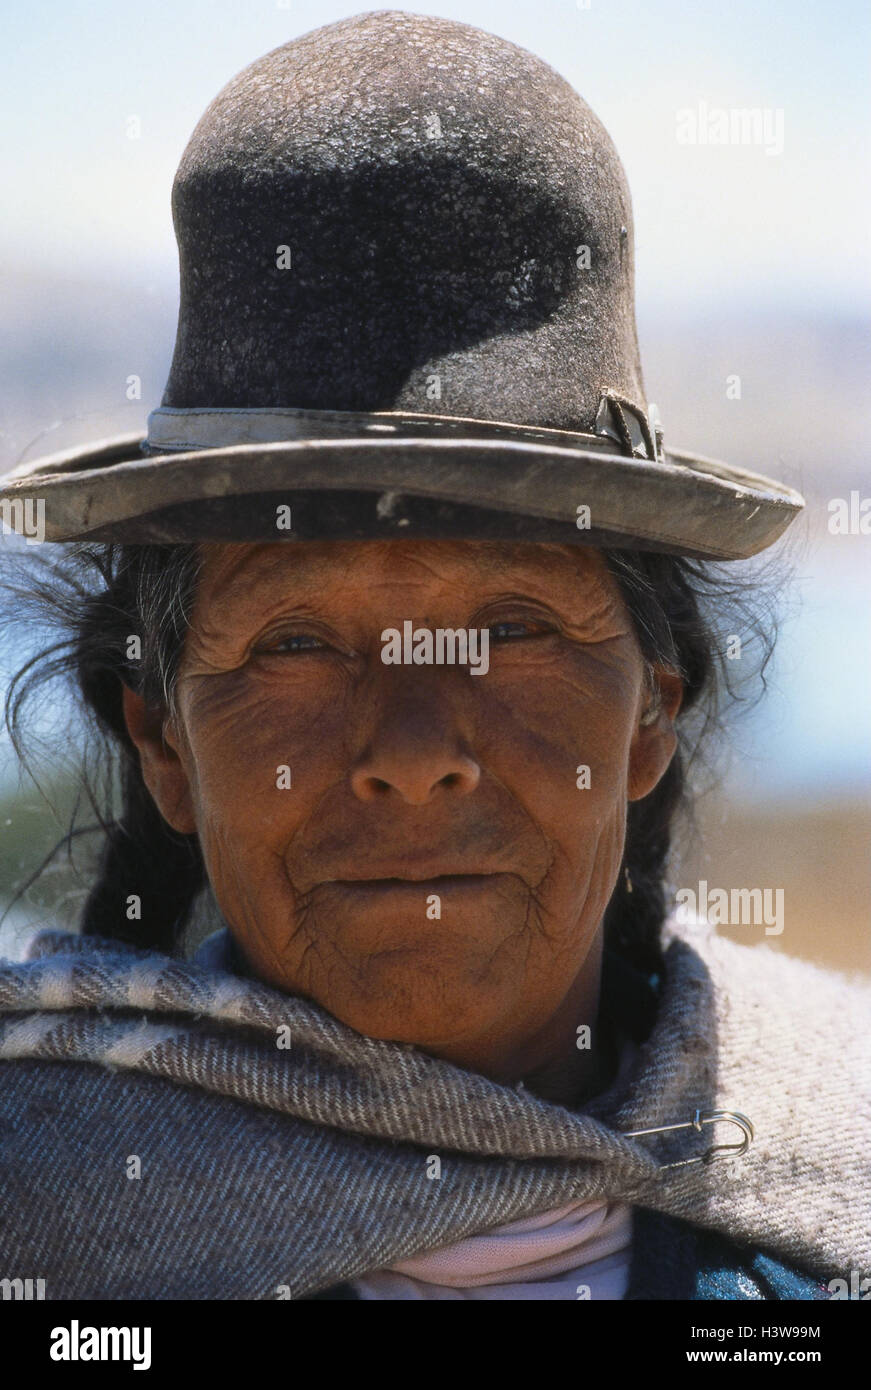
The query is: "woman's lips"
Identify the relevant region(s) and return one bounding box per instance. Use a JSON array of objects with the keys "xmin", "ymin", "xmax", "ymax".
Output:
[
  {"xmin": 321, "ymin": 873, "xmax": 503, "ymax": 894},
  {"xmin": 316, "ymin": 857, "xmax": 508, "ymax": 883}
]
